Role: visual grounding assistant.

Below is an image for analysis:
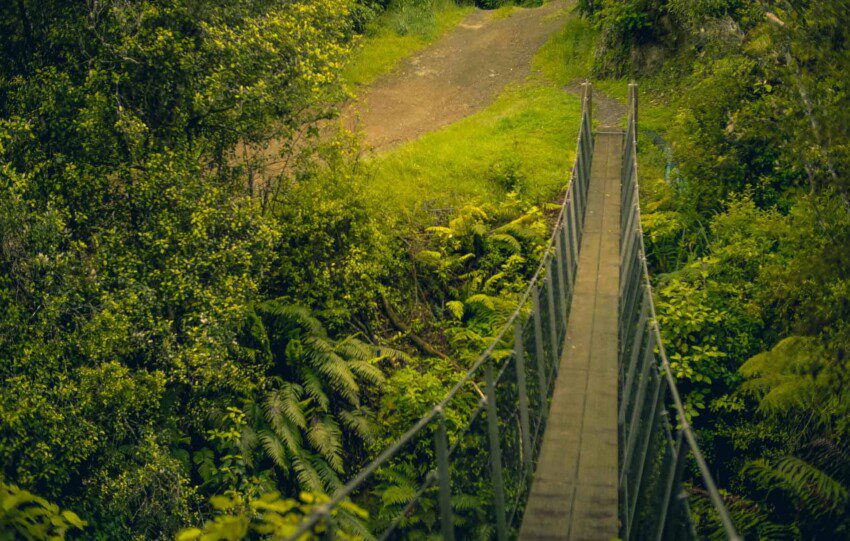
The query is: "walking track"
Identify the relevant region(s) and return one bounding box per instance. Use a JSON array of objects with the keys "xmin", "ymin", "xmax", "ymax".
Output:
[{"xmin": 344, "ymin": 0, "xmax": 571, "ymax": 151}]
